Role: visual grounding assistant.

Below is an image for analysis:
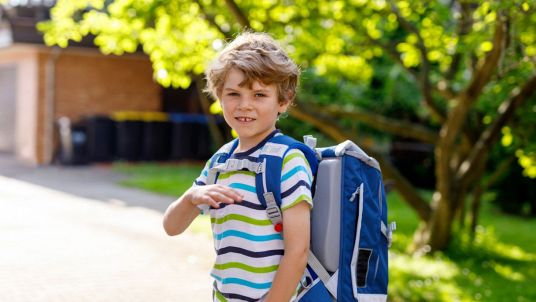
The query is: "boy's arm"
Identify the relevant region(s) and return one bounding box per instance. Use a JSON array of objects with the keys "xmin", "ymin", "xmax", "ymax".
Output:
[
  {"xmin": 163, "ymin": 185, "xmax": 243, "ymax": 236},
  {"xmin": 264, "ymin": 201, "xmax": 310, "ymax": 302}
]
